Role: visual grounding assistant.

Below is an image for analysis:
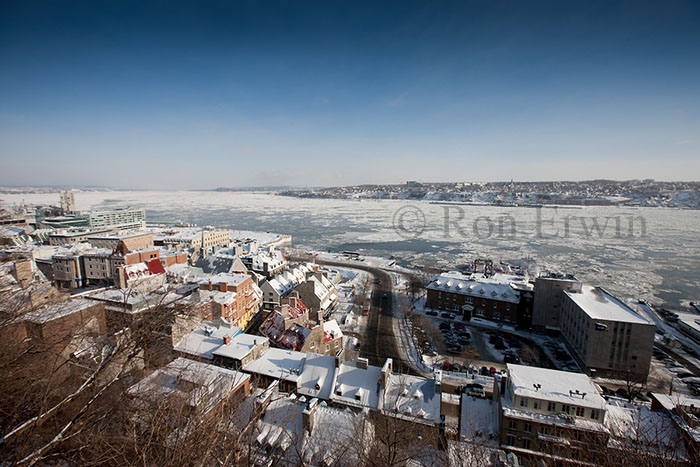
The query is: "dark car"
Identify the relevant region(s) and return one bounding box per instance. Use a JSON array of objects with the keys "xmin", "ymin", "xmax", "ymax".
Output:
[
  {"xmin": 494, "ymin": 341, "xmax": 507, "ymax": 350},
  {"xmin": 439, "ymin": 322, "xmax": 451, "ymax": 330},
  {"xmin": 426, "ymin": 310, "xmax": 439, "ymax": 316},
  {"xmin": 480, "ymin": 366, "xmax": 489, "ymax": 376},
  {"xmin": 504, "ymin": 354, "xmax": 520, "ymax": 364}
]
